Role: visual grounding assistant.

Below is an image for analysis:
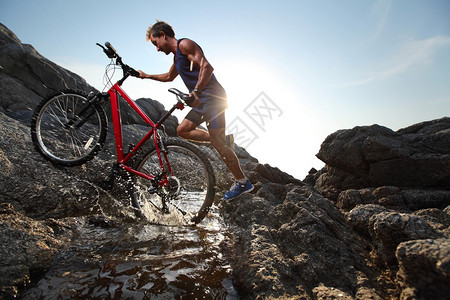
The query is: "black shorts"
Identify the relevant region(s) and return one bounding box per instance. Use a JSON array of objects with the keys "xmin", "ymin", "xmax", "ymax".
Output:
[{"xmin": 185, "ymin": 106, "xmax": 226, "ymax": 130}]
